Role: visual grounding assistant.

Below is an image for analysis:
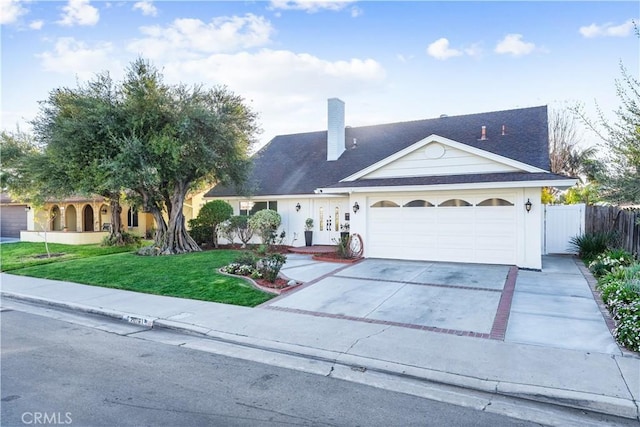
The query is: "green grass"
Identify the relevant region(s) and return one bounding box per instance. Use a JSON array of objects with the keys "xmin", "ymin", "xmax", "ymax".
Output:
[
  {"xmin": 8, "ymin": 249, "xmax": 274, "ymax": 307},
  {"xmin": 1, "ymin": 242, "xmax": 136, "ymax": 272}
]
